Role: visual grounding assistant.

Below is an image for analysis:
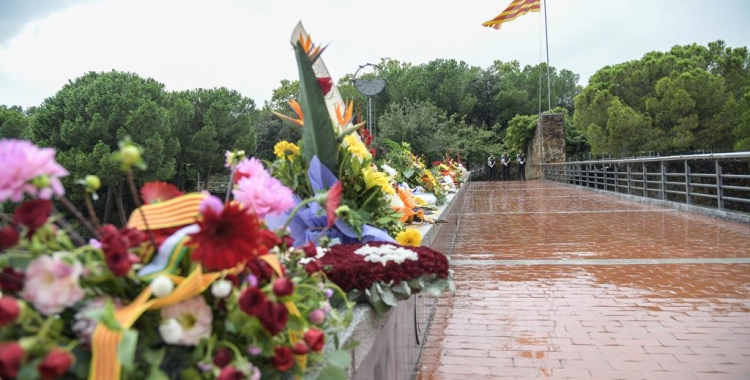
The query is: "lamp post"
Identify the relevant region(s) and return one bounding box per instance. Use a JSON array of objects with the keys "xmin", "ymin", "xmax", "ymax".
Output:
[{"xmin": 354, "ymin": 63, "xmax": 385, "ymax": 136}]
